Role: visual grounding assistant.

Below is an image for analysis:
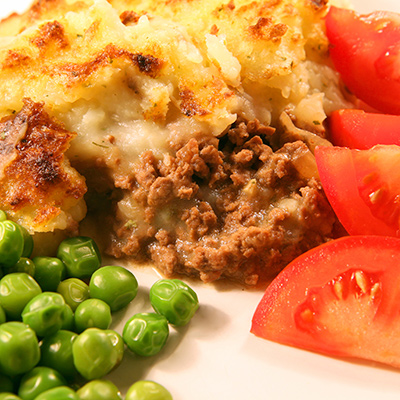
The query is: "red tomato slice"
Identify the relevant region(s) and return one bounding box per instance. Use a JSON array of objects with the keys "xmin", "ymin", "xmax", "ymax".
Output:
[
  {"xmin": 329, "ymin": 109, "xmax": 400, "ymax": 149},
  {"xmin": 325, "ymin": 7, "xmax": 400, "ymax": 115},
  {"xmin": 315, "ymin": 145, "xmax": 400, "ymax": 237},
  {"xmin": 251, "ymin": 235, "xmax": 400, "ymax": 368}
]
